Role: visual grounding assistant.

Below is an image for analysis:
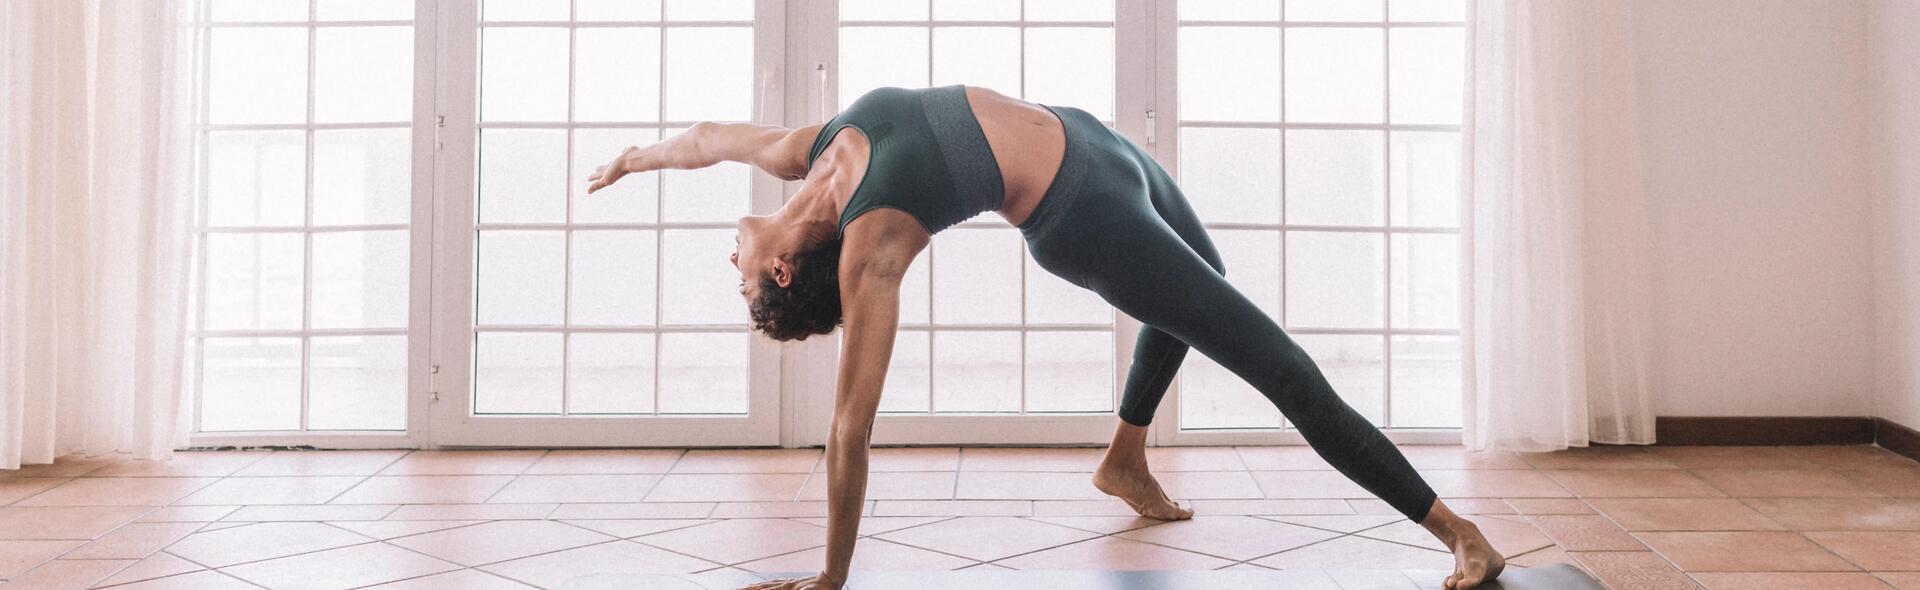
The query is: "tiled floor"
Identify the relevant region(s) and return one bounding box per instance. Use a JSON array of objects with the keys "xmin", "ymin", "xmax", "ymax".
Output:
[{"xmin": 2, "ymin": 444, "xmax": 1918, "ymax": 589}]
